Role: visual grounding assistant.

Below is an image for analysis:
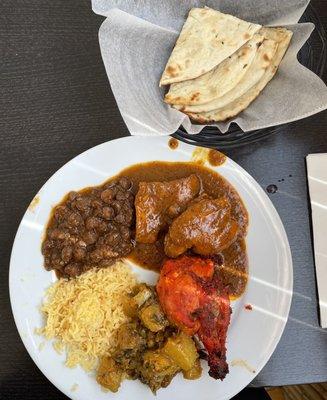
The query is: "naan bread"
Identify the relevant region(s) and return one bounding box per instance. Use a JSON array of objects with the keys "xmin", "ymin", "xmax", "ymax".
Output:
[
  {"xmin": 165, "ymin": 34, "xmax": 264, "ymax": 106},
  {"xmin": 176, "ymin": 34, "xmax": 277, "ymax": 113},
  {"xmin": 159, "ymin": 8, "xmax": 261, "ymax": 86},
  {"xmin": 186, "ymin": 27, "xmax": 293, "ymax": 123}
]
